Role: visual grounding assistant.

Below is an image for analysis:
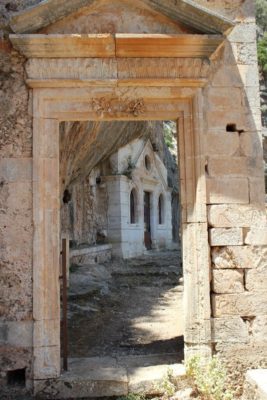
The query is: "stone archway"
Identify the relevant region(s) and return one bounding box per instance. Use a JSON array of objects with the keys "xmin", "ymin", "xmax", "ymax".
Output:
[{"xmin": 30, "ymin": 80, "xmax": 210, "ymax": 380}]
